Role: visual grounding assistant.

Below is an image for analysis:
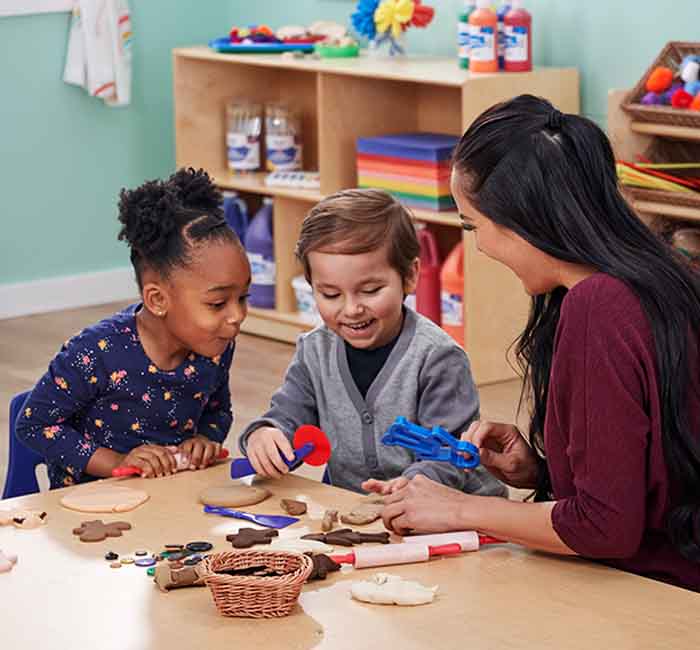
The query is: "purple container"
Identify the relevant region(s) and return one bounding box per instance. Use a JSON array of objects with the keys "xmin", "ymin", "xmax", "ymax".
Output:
[{"xmin": 244, "ymin": 197, "xmax": 275, "ymax": 308}]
